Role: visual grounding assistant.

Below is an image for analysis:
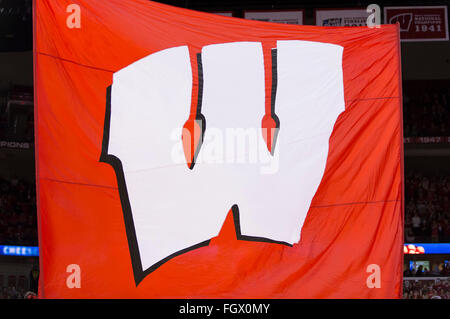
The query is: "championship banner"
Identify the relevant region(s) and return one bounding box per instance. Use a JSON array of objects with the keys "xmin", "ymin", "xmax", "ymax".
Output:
[
  {"xmin": 0, "ymin": 141, "xmax": 32, "ymax": 149},
  {"xmin": 244, "ymin": 10, "xmax": 303, "ymax": 25},
  {"xmin": 315, "ymin": 8, "xmax": 370, "ymax": 26},
  {"xmin": 34, "ymin": 0, "xmax": 403, "ymax": 298},
  {"xmin": 384, "ymin": 6, "xmax": 449, "ymax": 42},
  {"xmin": 404, "ymin": 137, "xmax": 450, "ymax": 144}
]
